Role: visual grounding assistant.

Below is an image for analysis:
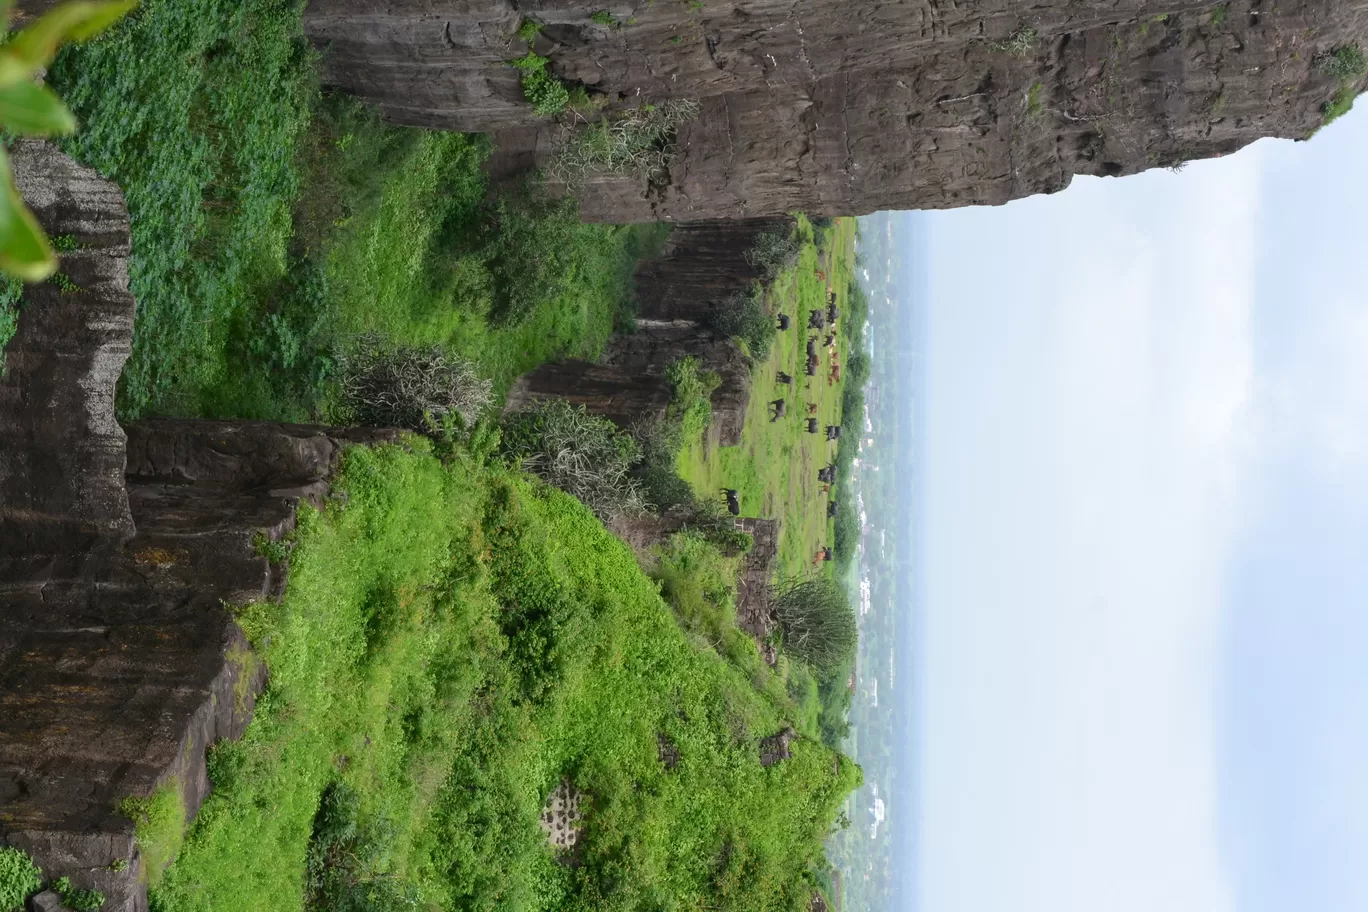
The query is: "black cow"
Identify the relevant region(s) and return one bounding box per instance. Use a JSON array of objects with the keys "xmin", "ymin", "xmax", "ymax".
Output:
[
  {"xmin": 777, "ymin": 313, "xmax": 790, "ymax": 330},
  {"xmin": 805, "ymin": 354, "xmax": 819, "ymax": 376},
  {"xmin": 826, "ymin": 425, "xmax": 842, "ymax": 440},
  {"xmin": 806, "ymin": 339, "xmax": 818, "ymax": 358},
  {"xmin": 806, "ymin": 418, "xmax": 819, "ymax": 434},
  {"xmin": 827, "ymin": 290, "xmax": 837, "ymax": 306},
  {"xmin": 827, "ymin": 501, "xmax": 839, "ymax": 518},
  {"xmin": 808, "ymin": 309, "xmax": 826, "ymax": 329},
  {"xmin": 824, "ymin": 333, "xmax": 836, "ymax": 347},
  {"xmin": 827, "ymin": 304, "xmax": 840, "ymax": 324},
  {"xmin": 722, "ymin": 488, "xmax": 740, "ymax": 516},
  {"xmin": 817, "ymin": 467, "xmax": 834, "ymax": 484},
  {"xmin": 821, "ymin": 547, "xmax": 833, "ymax": 562},
  {"xmin": 776, "ymin": 371, "xmax": 792, "ymax": 385},
  {"xmin": 769, "ymin": 398, "xmax": 788, "ymax": 421}
]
